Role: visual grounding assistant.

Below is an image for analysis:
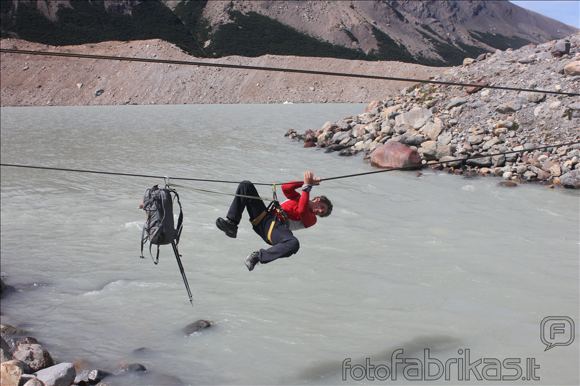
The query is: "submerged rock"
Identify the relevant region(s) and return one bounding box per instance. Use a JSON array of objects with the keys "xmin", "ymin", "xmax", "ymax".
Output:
[
  {"xmin": 118, "ymin": 362, "xmax": 147, "ymax": 373},
  {"xmin": 183, "ymin": 320, "xmax": 213, "ymax": 335},
  {"xmin": 498, "ymin": 181, "xmax": 519, "ymax": 188}
]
